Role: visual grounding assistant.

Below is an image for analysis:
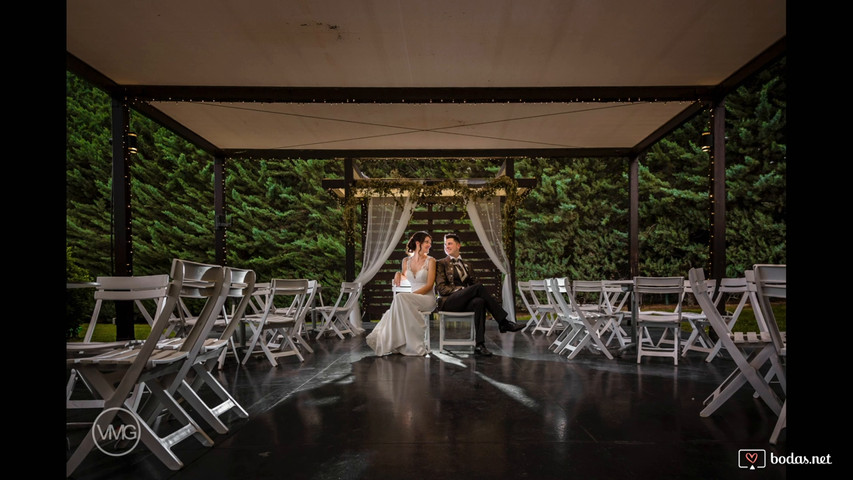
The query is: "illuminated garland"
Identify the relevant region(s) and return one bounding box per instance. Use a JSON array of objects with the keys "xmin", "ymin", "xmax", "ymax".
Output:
[{"xmin": 340, "ymin": 176, "xmax": 526, "ymax": 254}]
